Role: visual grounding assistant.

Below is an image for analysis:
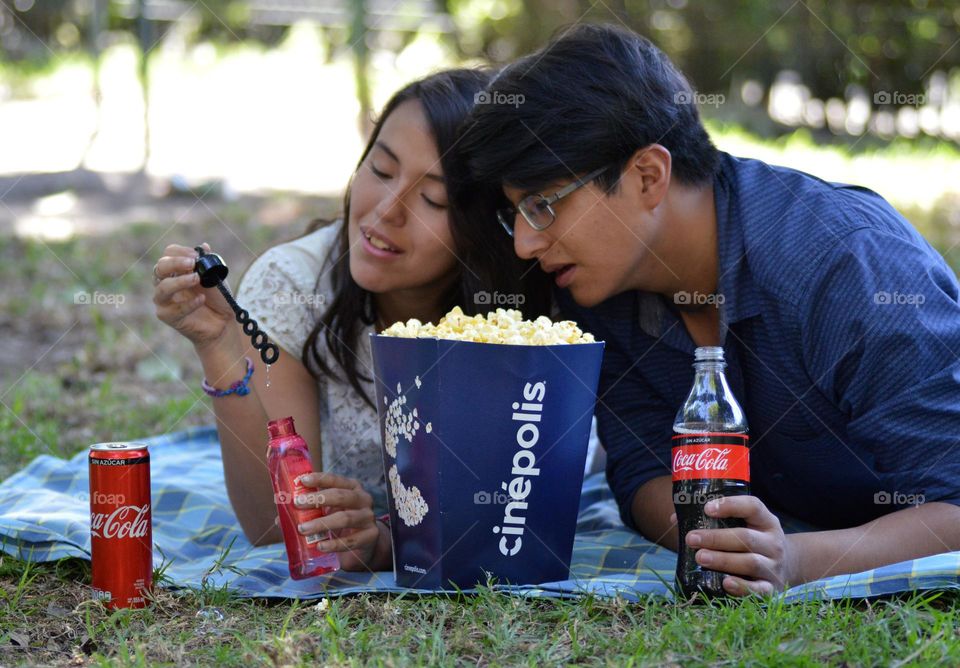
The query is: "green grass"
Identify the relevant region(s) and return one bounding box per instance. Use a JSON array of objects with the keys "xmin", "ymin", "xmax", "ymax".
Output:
[{"xmin": 1, "ymin": 554, "xmax": 959, "ymax": 666}]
